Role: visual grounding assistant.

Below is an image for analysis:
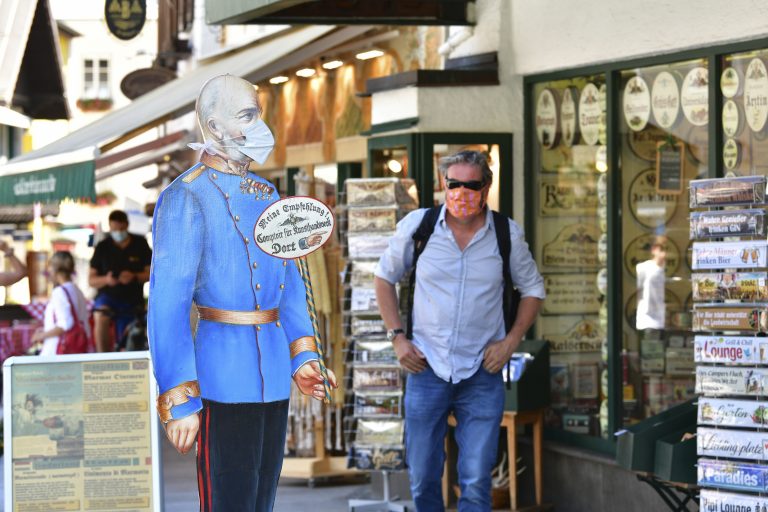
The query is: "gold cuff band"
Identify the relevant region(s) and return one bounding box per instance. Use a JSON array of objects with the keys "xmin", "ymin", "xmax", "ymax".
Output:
[
  {"xmin": 290, "ymin": 336, "xmax": 317, "ymax": 358},
  {"xmin": 197, "ymin": 306, "xmax": 279, "ymax": 325},
  {"xmin": 157, "ymin": 380, "xmax": 201, "ymax": 423}
]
